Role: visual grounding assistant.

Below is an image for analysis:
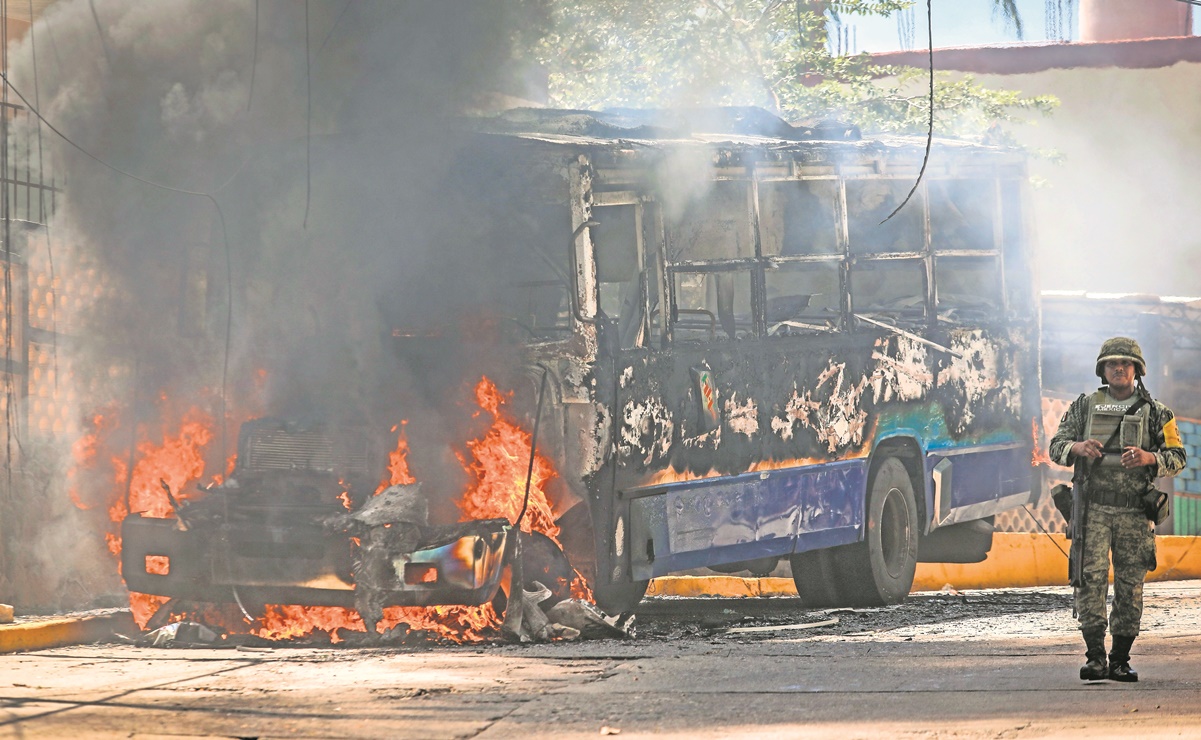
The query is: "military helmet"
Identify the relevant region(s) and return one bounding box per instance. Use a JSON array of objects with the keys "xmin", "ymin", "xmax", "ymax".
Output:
[{"xmin": 1095, "ymin": 336, "xmax": 1146, "ymax": 378}]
